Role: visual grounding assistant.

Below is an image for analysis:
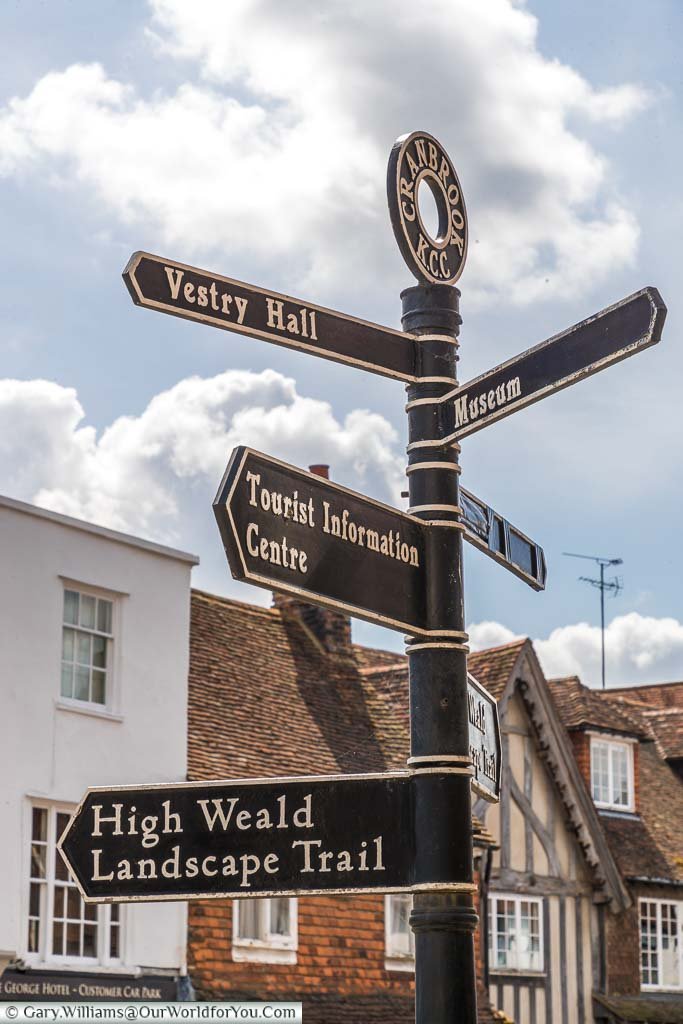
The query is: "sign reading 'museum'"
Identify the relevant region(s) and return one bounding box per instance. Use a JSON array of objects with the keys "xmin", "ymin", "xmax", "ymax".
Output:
[
  {"xmin": 439, "ymin": 287, "xmax": 666, "ymax": 441},
  {"xmin": 58, "ymin": 771, "xmax": 465, "ymax": 903},
  {"xmin": 214, "ymin": 447, "xmax": 462, "ymax": 637},
  {"xmin": 123, "ymin": 252, "xmax": 419, "ymax": 383},
  {"xmin": 467, "ymin": 675, "xmax": 501, "ymax": 802}
]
